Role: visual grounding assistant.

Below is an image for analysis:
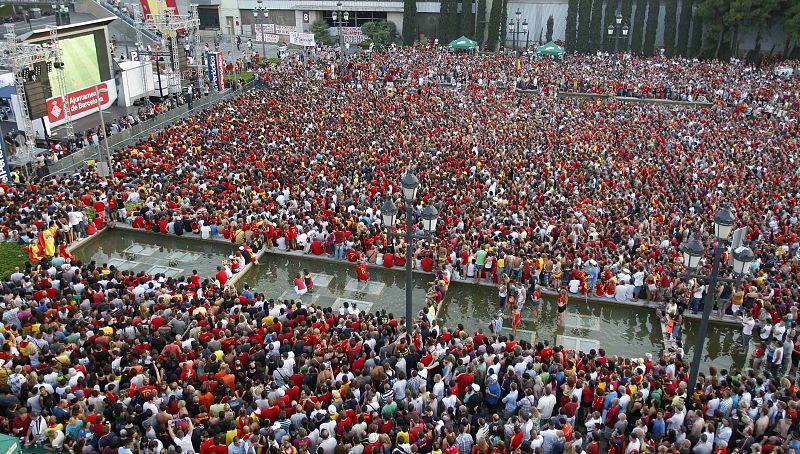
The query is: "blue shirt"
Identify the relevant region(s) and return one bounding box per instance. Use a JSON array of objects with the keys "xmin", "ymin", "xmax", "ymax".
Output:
[
  {"xmin": 603, "ymin": 392, "xmax": 616, "ymax": 410},
  {"xmin": 652, "ymin": 418, "xmax": 665, "ymax": 439},
  {"xmin": 485, "ymin": 381, "xmax": 501, "ymax": 405}
]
